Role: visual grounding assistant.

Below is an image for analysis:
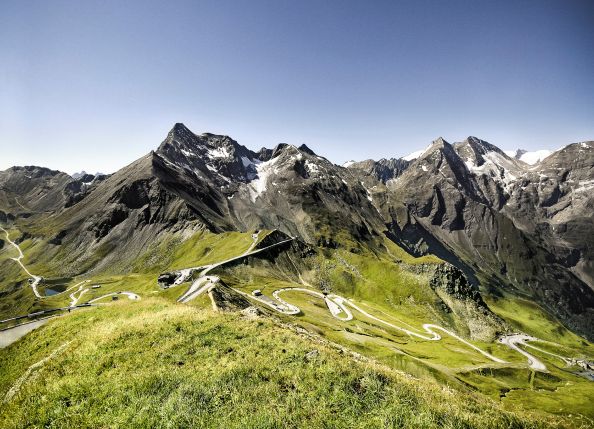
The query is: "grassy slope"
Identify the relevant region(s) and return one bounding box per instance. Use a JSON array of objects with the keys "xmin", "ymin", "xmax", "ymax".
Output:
[
  {"xmin": 2, "ymin": 225, "xmax": 593, "ymax": 426},
  {"xmin": 217, "ymin": 236, "xmax": 594, "ymax": 422},
  {"xmin": 480, "ymin": 294, "xmax": 594, "ymax": 416},
  {"xmin": 0, "ymin": 227, "xmax": 260, "ymax": 320},
  {"xmin": 0, "ymin": 298, "xmax": 572, "ymax": 429}
]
